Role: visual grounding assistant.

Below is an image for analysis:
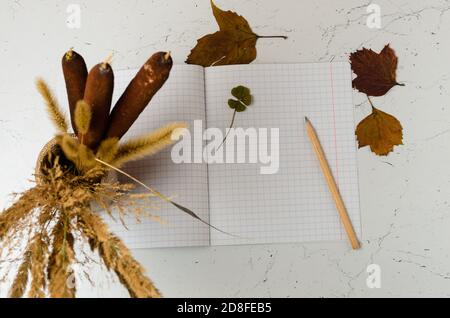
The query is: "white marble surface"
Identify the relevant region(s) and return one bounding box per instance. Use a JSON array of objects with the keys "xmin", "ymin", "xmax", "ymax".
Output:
[{"xmin": 1, "ymin": 0, "xmax": 450, "ymax": 297}]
